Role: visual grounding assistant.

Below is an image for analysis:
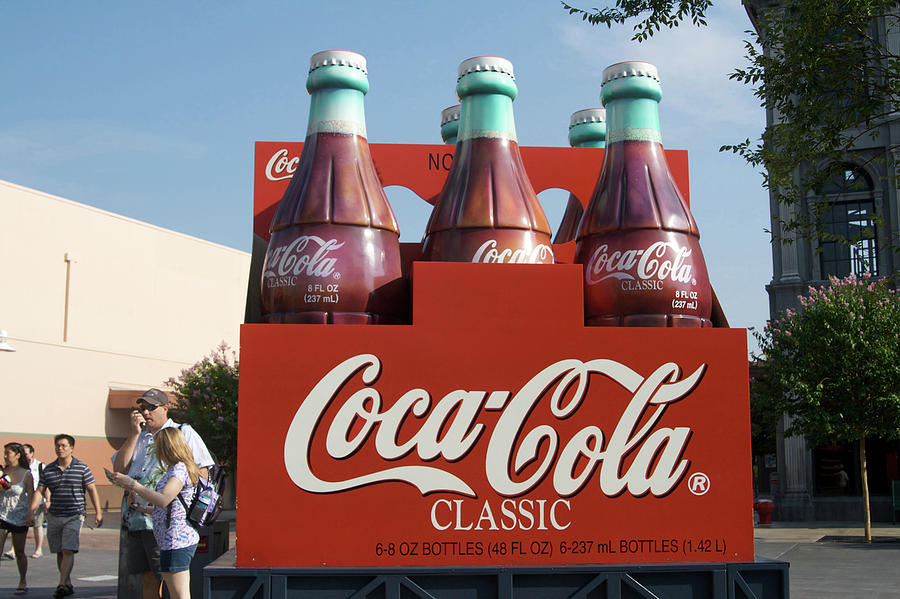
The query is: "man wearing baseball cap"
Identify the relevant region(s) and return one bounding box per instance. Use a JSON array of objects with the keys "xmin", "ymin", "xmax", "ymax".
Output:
[{"xmin": 112, "ymin": 389, "xmax": 213, "ymax": 599}]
